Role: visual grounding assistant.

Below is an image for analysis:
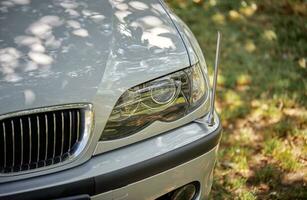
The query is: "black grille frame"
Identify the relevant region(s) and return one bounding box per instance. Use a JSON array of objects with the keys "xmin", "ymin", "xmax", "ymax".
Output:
[{"xmin": 0, "ymin": 104, "xmax": 93, "ymax": 174}]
